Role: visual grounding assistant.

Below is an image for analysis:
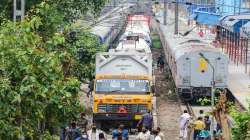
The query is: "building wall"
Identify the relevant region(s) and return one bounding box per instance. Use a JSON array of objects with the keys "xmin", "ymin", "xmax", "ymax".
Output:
[
  {"xmin": 242, "ymin": 0, "xmax": 250, "ymax": 9},
  {"xmin": 215, "ymin": 0, "xmax": 249, "ymax": 14}
]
